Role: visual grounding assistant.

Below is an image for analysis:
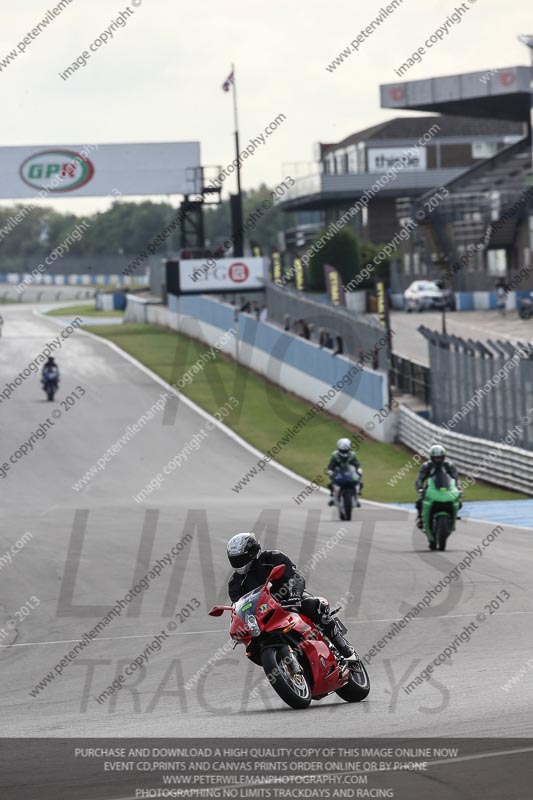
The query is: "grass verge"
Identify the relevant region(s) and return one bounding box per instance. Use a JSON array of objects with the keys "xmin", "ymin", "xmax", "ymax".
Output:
[
  {"xmin": 83, "ymin": 322, "xmax": 528, "ymax": 503},
  {"xmin": 46, "ymin": 304, "xmax": 124, "ymax": 318}
]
